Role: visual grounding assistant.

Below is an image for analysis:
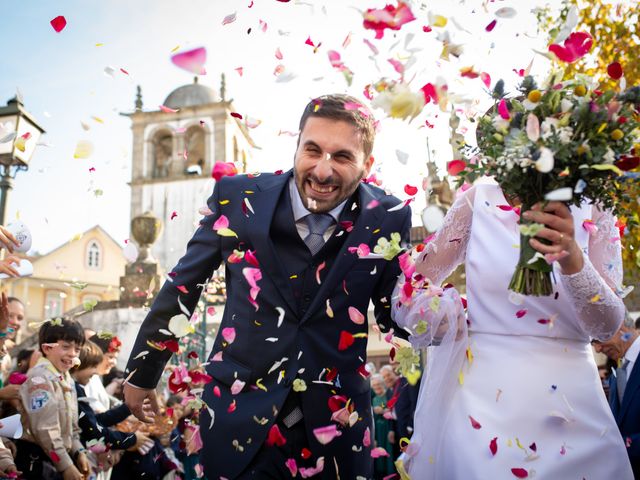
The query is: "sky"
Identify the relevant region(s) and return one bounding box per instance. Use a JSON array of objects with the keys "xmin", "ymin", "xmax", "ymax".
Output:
[{"xmin": 0, "ymin": 0, "xmax": 572, "ymax": 255}]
